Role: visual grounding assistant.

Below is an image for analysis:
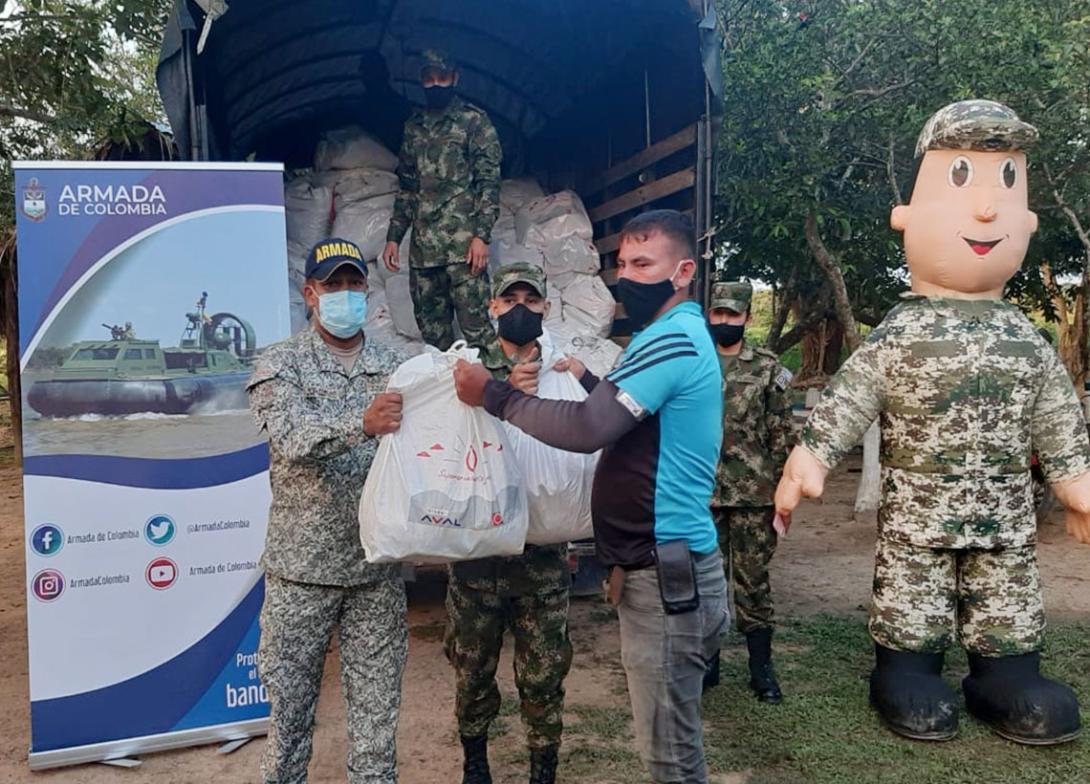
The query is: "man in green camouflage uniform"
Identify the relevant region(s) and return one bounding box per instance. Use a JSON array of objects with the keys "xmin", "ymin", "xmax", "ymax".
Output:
[
  {"xmin": 775, "ymin": 101, "xmax": 1090, "ymax": 746},
  {"xmin": 445, "ymin": 264, "xmax": 572, "ymax": 784},
  {"xmin": 383, "ymin": 49, "xmax": 503, "ymax": 368},
  {"xmin": 248, "ymin": 239, "xmax": 409, "ymax": 783},
  {"xmin": 706, "ymin": 281, "xmax": 793, "ymax": 703}
]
